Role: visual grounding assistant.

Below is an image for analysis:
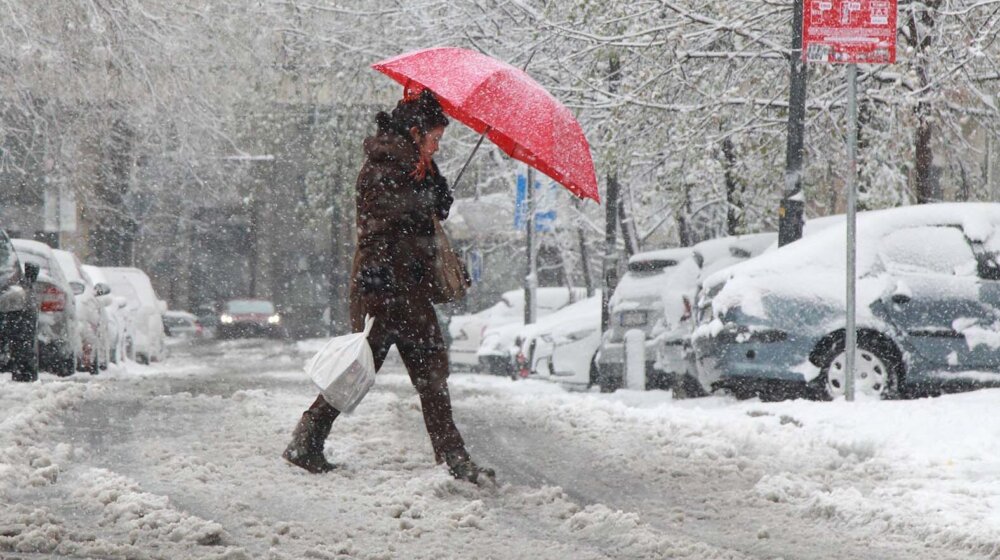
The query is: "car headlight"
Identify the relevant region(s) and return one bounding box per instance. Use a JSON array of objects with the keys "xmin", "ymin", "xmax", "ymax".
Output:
[
  {"xmin": 268, "ymin": 314, "xmax": 281, "ymax": 324},
  {"xmin": 220, "ymin": 314, "xmax": 234, "ymax": 324}
]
